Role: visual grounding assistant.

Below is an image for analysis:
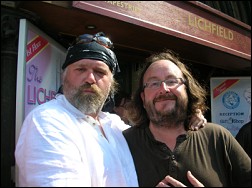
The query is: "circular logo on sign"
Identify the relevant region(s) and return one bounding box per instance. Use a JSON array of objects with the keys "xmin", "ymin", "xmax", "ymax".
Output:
[{"xmin": 222, "ymin": 91, "xmax": 240, "ymax": 109}]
